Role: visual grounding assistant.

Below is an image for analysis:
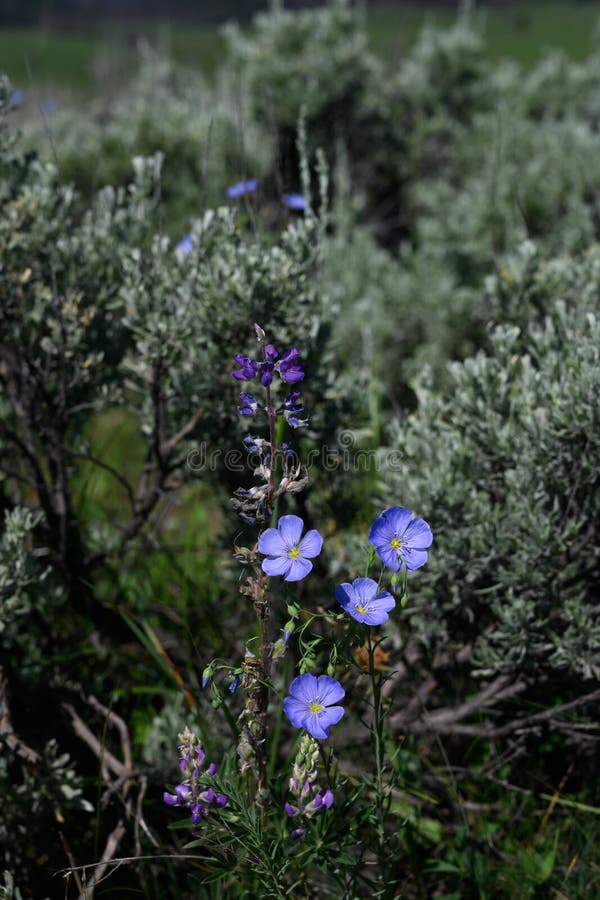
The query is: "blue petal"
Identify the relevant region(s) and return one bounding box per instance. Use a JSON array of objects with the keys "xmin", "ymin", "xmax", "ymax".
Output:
[
  {"xmin": 289, "ymin": 673, "xmax": 318, "ymax": 704},
  {"xmin": 335, "ymin": 582, "xmax": 355, "ymax": 610},
  {"xmin": 262, "ymin": 555, "xmax": 293, "ymax": 577},
  {"xmin": 351, "ymin": 577, "xmax": 378, "ymax": 602},
  {"xmin": 284, "ymin": 696, "xmax": 310, "ymax": 730},
  {"xmin": 298, "ymin": 529, "xmax": 323, "ymax": 559},
  {"xmin": 285, "ymin": 557, "xmax": 312, "ymax": 581},
  {"xmin": 278, "ymin": 514, "xmax": 304, "ymax": 548},
  {"xmin": 315, "ymin": 675, "xmax": 345, "ymax": 706},
  {"xmin": 304, "ymin": 713, "xmax": 330, "ymax": 739},
  {"xmin": 383, "ymin": 507, "xmax": 413, "ymax": 536},
  {"xmin": 376, "ymin": 545, "xmax": 402, "ymax": 572},
  {"xmin": 258, "ymin": 528, "xmax": 288, "ymax": 557},
  {"xmin": 403, "ymin": 548, "xmax": 429, "ymax": 571},
  {"xmin": 404, "ymin": 517, "xmax": 433, "ymax": 550}
]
